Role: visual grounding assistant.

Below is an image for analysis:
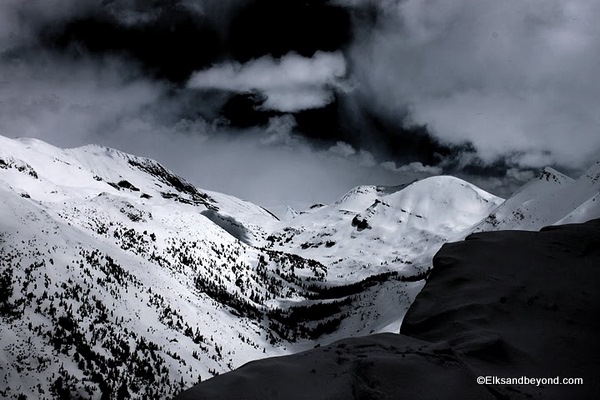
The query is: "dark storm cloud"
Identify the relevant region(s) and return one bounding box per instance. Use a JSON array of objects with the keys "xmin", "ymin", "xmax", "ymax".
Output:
[
  {"xmin": 0, "ymin": 47, "xmax": 428, "ymax": 214},
  {"xmin": 226, "ymin": 0, "xmax": 352, "ymax": 62},
  {"xmin": 27, "ymin": 0, "xmax": 352, "ymax": 83},
  {"xmin": 3, "ymin": 0, "xmax": 457, "ymax": 170},
  {"xmin": 36, "ymin": 2, "xmax": 223, "ymax": 83},
  {"xmin": 2, "ymin": 0, "xmax": 598, "ymax": 211},
  {"xmin": 0, "ymin": 0, "xmax": 439, "ymax": 213}
]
